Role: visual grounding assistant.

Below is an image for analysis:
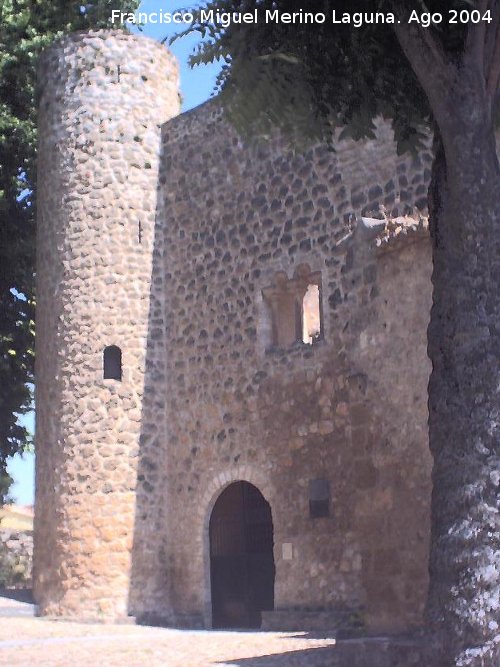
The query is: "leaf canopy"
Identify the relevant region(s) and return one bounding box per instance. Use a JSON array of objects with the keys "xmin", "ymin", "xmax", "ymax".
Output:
[{"xmin": 181, "ymin": 0, "xmax": 499, "ymax": 151}]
